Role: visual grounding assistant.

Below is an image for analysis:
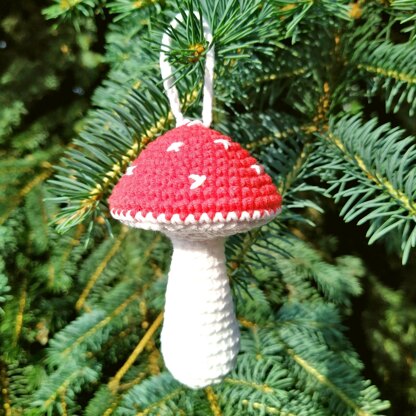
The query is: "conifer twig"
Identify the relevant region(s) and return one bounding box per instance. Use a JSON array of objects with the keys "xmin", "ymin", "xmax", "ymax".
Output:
[
  {"xmin": 48, "ymin": 224, "xmax": 85, "ymax": 288},
  {"xmin": 134, "ymin": 388, "xmax": 184, "ymax": 416},
  {"xmin": 327, "ymin": 132, "xmax": 416, "ymax": 217},
  {"xmin": 205, "ymin": 386, "xmax": 222, "ymax": 416},
  {"xmin": 0, "ymin": 361, "xmax": 12, "ymax": 416},
  {"xmin": 75, "ymin": 227, "xmax": 129, "ymax": 312},
  {"xmin": 14, "ymin": 279, "xmax": 27, "ymax": 346},
  {"xmin": 223, "ymin": 377, "xmax": 273, "ymax": 393},
  {"xmin": 241, "ymin": 400, "xmax": 296, "ymax": 416},
  {"xmin": 108, "ymin": 312, "xmax": 164, "ymax": 393},
  {"xmin": 357, "ymin": 64, "xmax": 416, "ymax": 85},
  {"xmin": 285, "ymin": 348, "xmax": 371, "ymax": 416},
  {"xmin": 0, "ymin": 170, "xmax": 51, "ymax": 226},
  {"xmin": 60, "ymin": 292, "xmax": 142, "ymax": 359}
]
